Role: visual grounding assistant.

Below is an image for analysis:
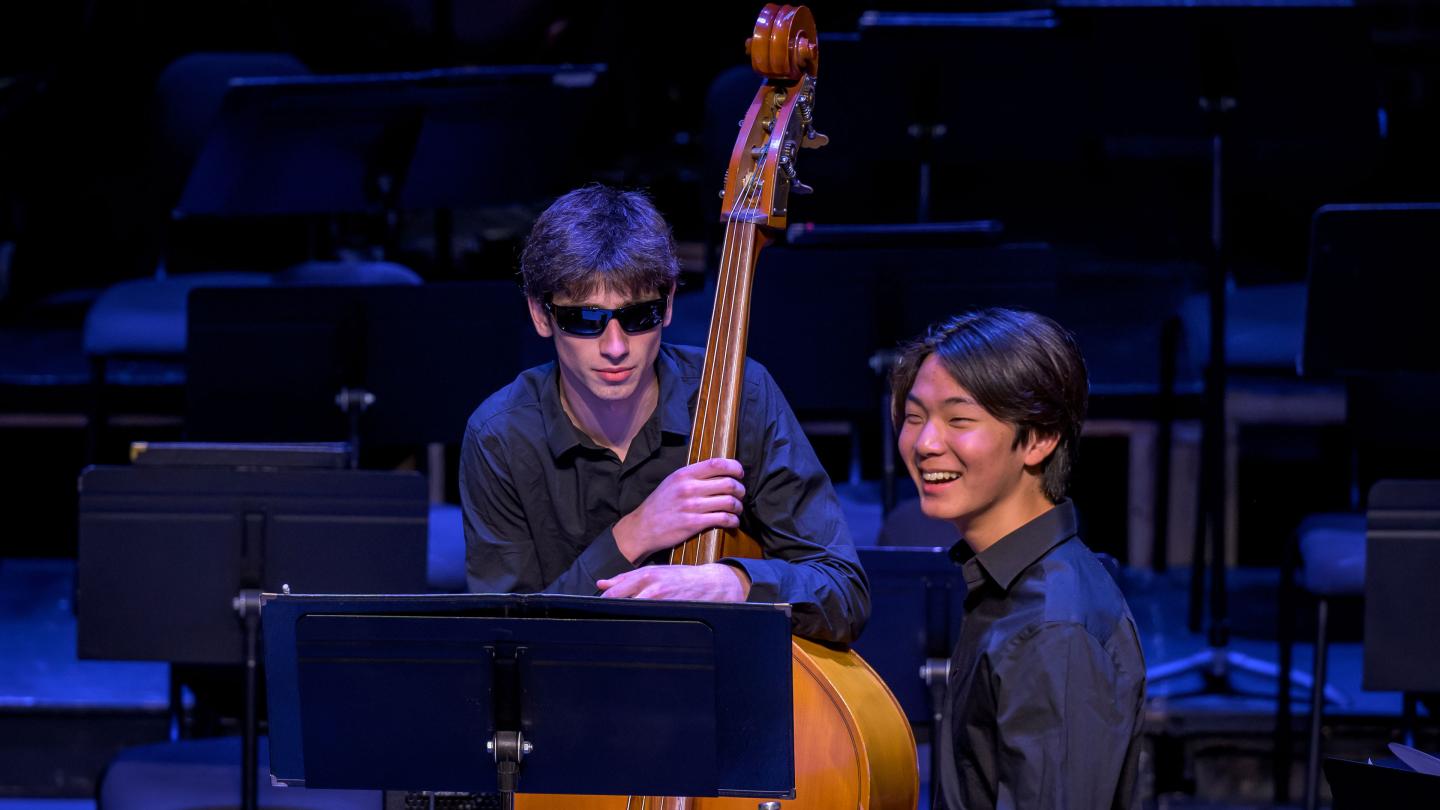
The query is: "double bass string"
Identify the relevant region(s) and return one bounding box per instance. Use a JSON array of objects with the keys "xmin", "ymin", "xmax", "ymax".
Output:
[
  {"xmin": 708, "ymin": 161, "xmax": 765, "ymax": 561},
  {"xmin": 680, "ymin": 155, "xmax": 764, "ymax": 566}
]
